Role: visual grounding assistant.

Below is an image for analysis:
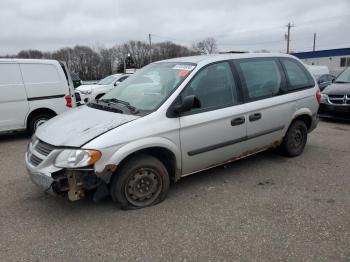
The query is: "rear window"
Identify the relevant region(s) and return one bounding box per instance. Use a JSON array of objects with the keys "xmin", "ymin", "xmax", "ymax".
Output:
[
  {"xmin": 0, "ymin": 63, "xmax": 23, "ymax": 85},
  {"xmin": 236, "ymin": 59, "xmax": 282, "ymax": 101},
  {"xmin": 281, "ymin": 58, "xmax": 314, "ymax": 90},
  {"xmin": 20, "ymin": 64, "xmax": 61, "ymax": 84}
]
